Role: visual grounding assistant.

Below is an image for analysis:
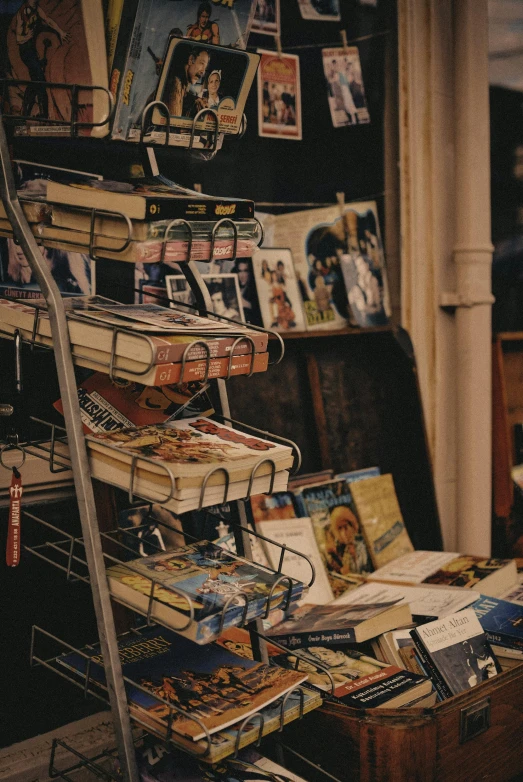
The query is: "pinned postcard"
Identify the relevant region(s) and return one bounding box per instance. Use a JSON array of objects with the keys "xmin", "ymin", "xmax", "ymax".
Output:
[
  {"xmin": 257, "ymin": 50, "xmax": 302, "ymax": 140},
  {"xmin": 298, "ymin": 0, "xmax": 341, "ymax": 21},
  {"xmin": 322, "ymin": 46, "xmax": 370, "ymax": 128},
  {"xmin": 251, "ymin": 0, "xmax": 281, "ymax": 35},
  {"xmin": 252, "ymin": 248, "xmax": 306, "ymax": 332}
]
